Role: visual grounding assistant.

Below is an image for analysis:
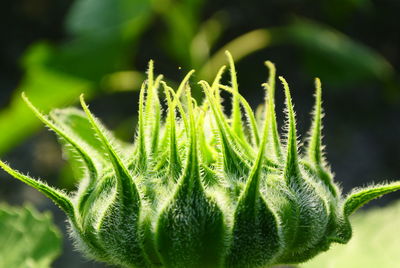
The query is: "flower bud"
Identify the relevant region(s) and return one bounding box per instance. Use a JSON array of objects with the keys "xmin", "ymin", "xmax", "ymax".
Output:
[{"xmin": 1, "ymin": 52, "xmax": 399, "ymax": 268}]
